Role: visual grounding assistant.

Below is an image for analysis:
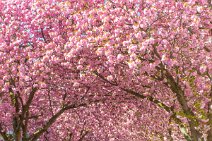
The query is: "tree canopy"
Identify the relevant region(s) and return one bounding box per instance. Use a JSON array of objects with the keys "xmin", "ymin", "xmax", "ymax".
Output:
[{"xmin": 0, "ymin": 0, "xmax": 211, "ymax": 141}]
